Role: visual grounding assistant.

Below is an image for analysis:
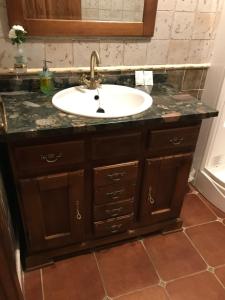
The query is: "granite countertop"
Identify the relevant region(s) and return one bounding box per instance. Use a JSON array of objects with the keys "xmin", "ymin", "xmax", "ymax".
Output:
[{"xmin": 0, "ymin": 83, "xmax": 218, "ymax": 140}]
